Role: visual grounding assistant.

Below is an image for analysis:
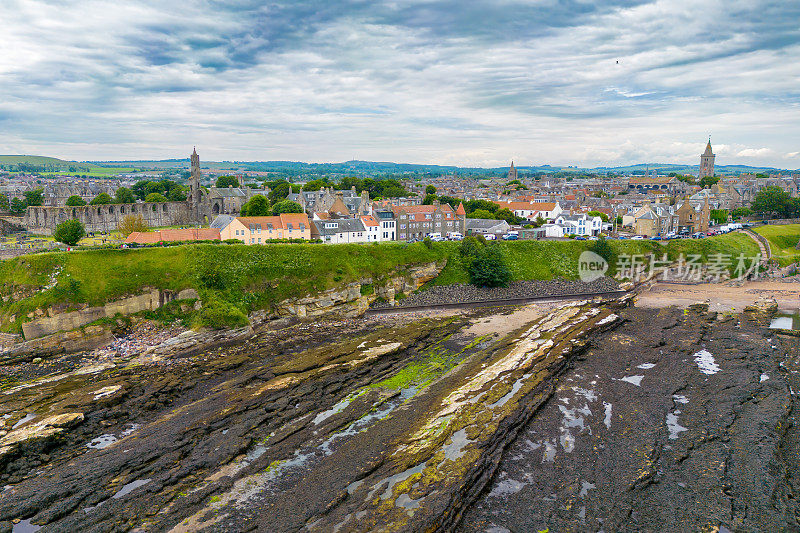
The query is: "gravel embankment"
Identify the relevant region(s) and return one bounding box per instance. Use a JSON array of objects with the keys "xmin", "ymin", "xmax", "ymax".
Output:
[{"xmin": 372, "ymin": 277, "xmax": 620, "ymax": 309}]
